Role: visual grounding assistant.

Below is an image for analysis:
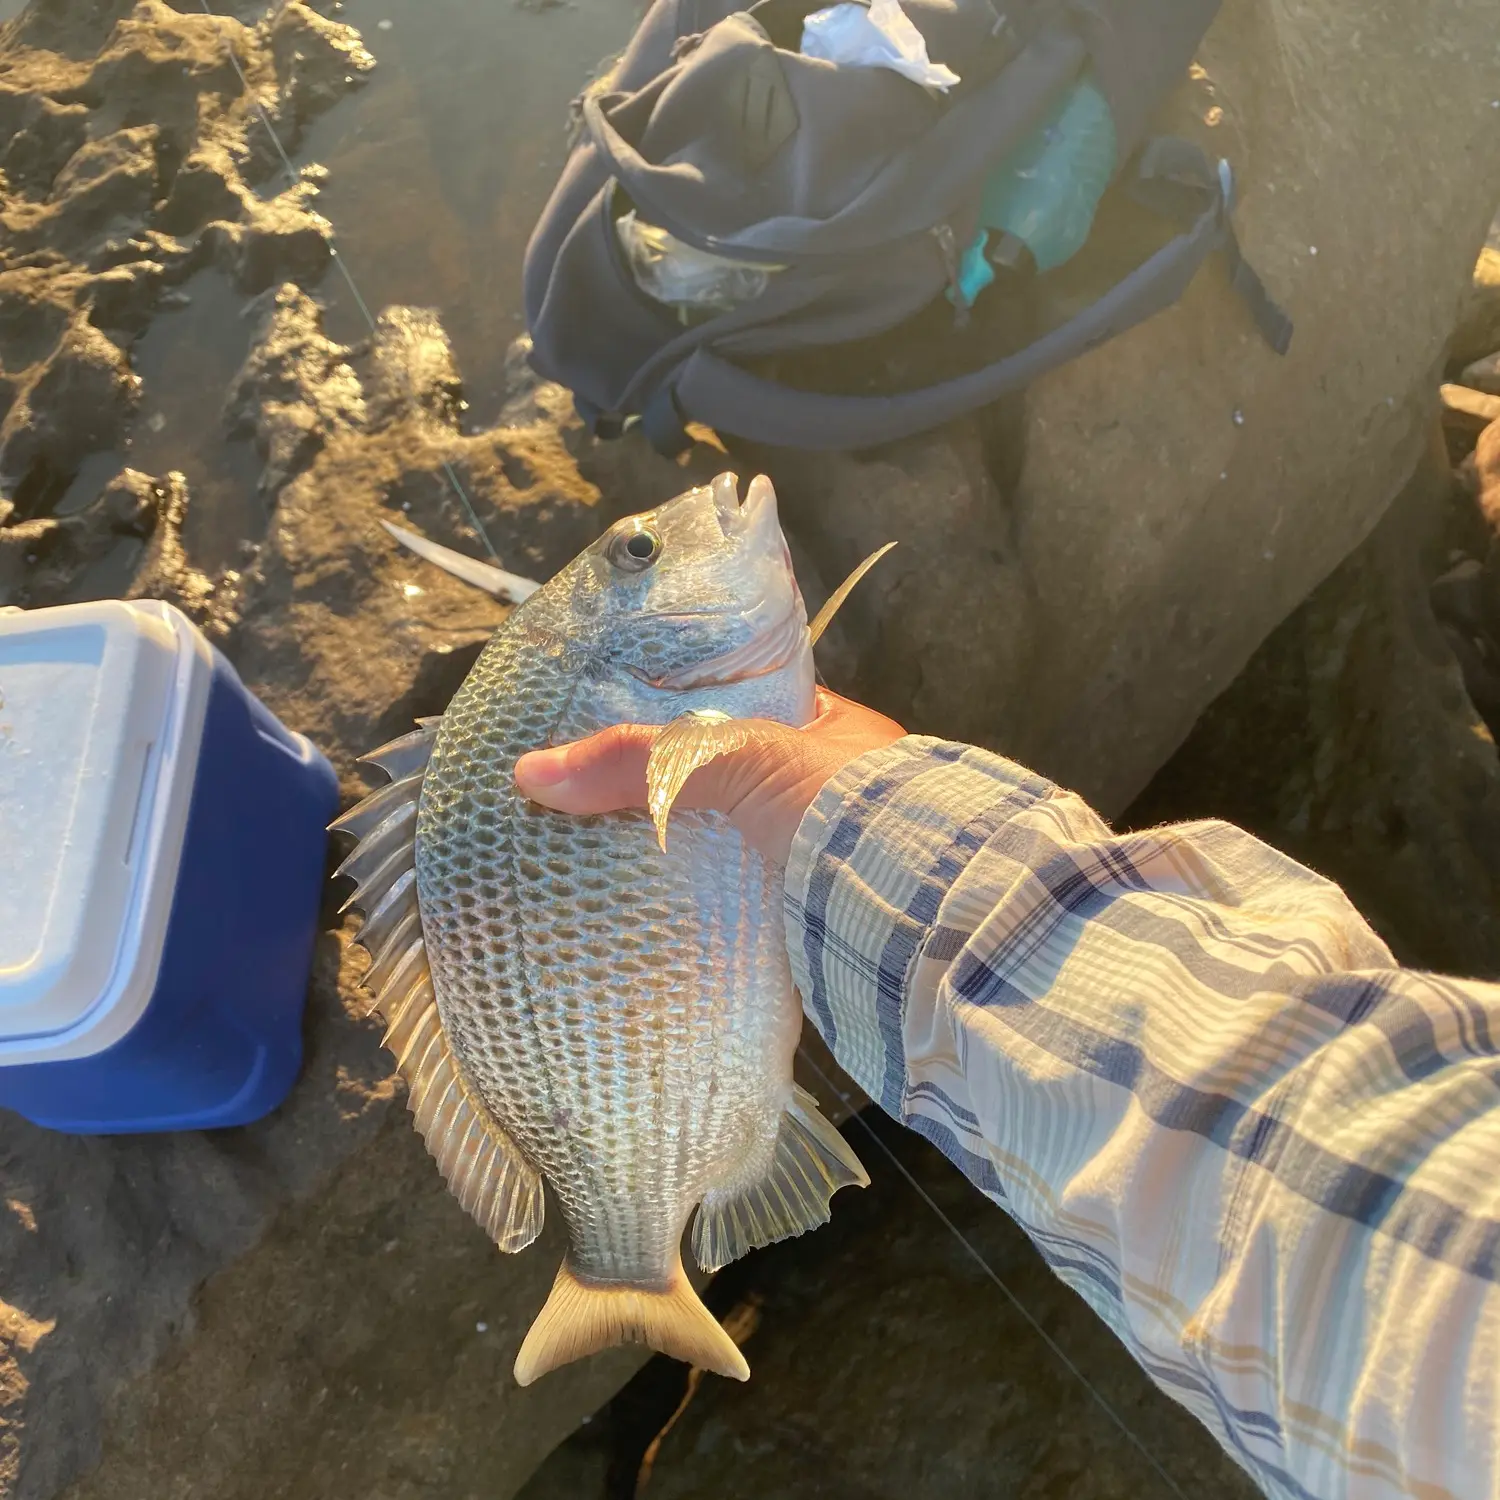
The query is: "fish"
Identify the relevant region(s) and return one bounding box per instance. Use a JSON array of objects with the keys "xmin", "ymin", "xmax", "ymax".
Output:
[{"xmin": 333, "ymin": 472, "xmax": 892, "ymax": 1386}]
